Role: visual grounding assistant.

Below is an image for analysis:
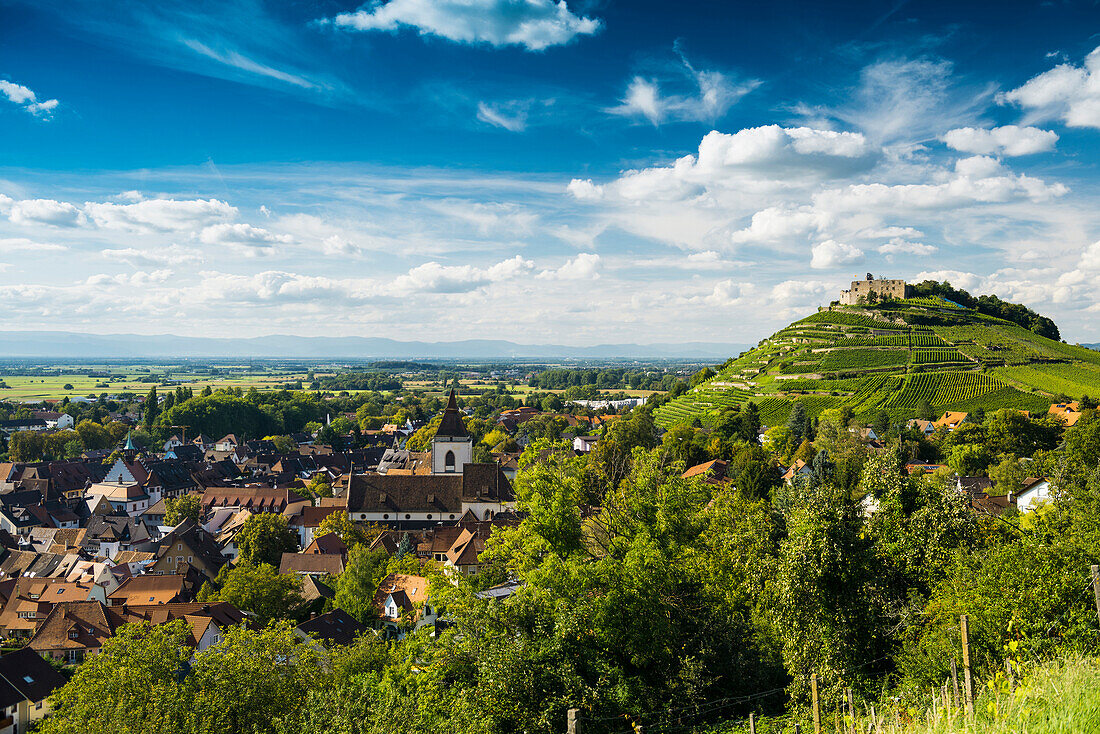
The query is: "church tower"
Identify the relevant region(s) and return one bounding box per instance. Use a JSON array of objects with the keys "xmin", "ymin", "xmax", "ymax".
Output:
[{"xmin": 432, "ymin": 389, "xmax": 473, "ymax": 474}]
